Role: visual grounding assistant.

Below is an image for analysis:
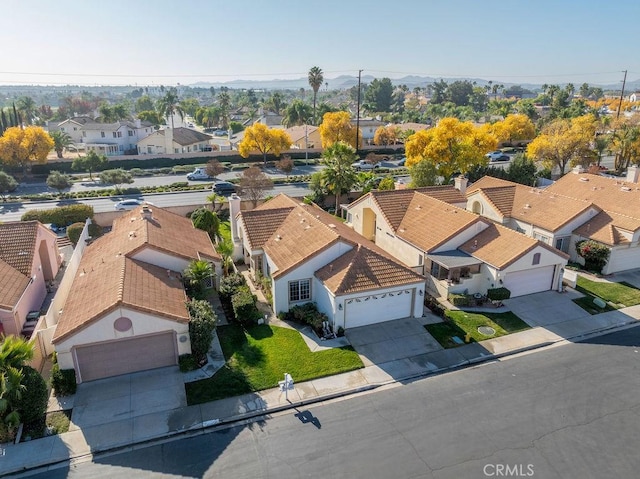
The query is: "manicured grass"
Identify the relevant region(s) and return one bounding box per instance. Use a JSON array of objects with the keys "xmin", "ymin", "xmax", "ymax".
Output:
[
  {"xmin": 575, "ymin": 277, "xmax": 640, "ymax": 307},
  {"xmin": 426, "ymin": 311, "xmax": 530, "ymax": 348},
  {"xmin": 186, "ymin": 324, "xmax": 363, "ymax": 405}
]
